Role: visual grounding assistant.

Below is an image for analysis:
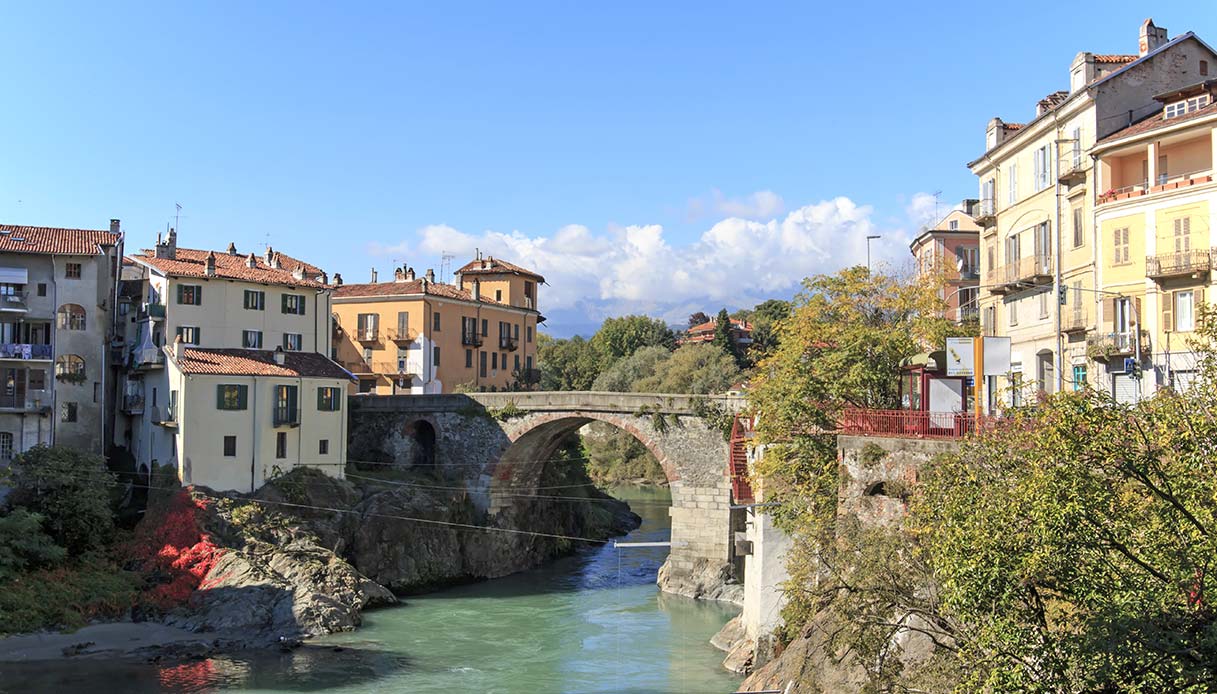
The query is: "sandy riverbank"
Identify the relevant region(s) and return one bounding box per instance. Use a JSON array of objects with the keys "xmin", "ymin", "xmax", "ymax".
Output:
[{"xmin": 0, "ymin": 622, "xmax": 217, "ymax": 662}]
